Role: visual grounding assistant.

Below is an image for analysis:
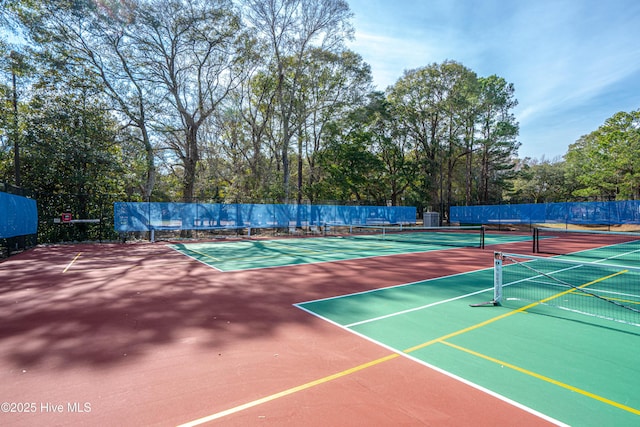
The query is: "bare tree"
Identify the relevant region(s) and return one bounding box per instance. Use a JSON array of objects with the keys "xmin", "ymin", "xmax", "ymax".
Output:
[
  {"xmin": 12, "ymin": 0, "xmax": 159, "ymax": 199},
  {"xmin": 244, "ymin": 0, "xmax": 353, "ymax": 201},
  {"xmin": 11, "ymin": 0, "xmax": 251, "ymax": 202},
  {"xmin": 132, "ymin": 0, "xmax": 250, "ymax": 202}
]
